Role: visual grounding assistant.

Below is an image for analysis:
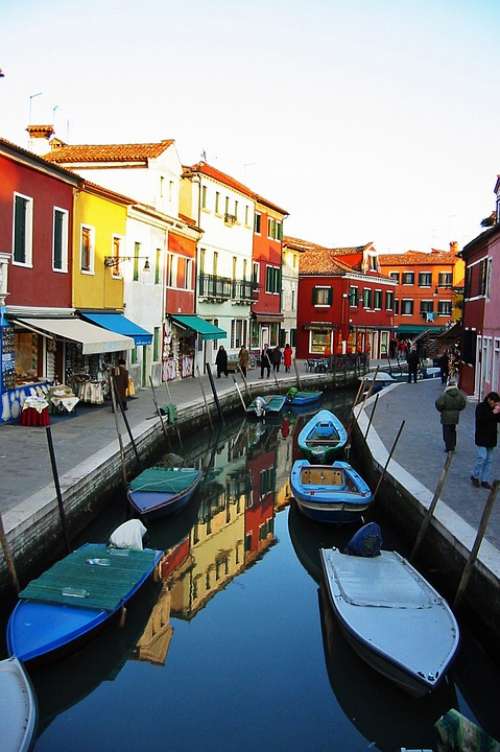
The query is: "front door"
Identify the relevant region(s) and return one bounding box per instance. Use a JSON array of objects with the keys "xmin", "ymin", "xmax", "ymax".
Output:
[{"xmin": 261, "ymin": 326, "xmax": 269, "ymax": 348}]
